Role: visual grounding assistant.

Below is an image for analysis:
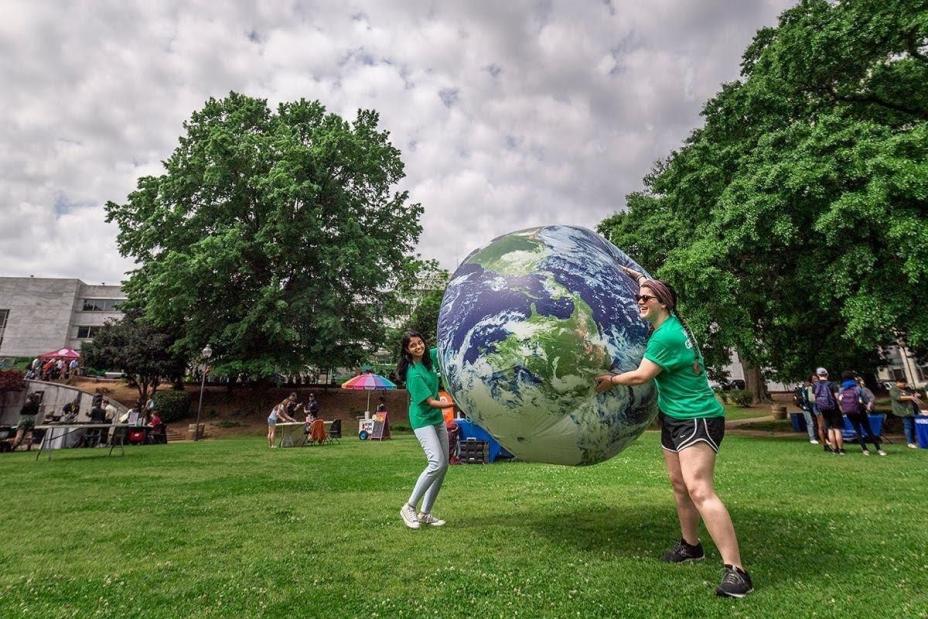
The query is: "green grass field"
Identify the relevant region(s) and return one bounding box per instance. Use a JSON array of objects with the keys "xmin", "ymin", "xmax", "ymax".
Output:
[{"xmin": 2, "ymin": 432, "xmax": 926, "ymax": 617}]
